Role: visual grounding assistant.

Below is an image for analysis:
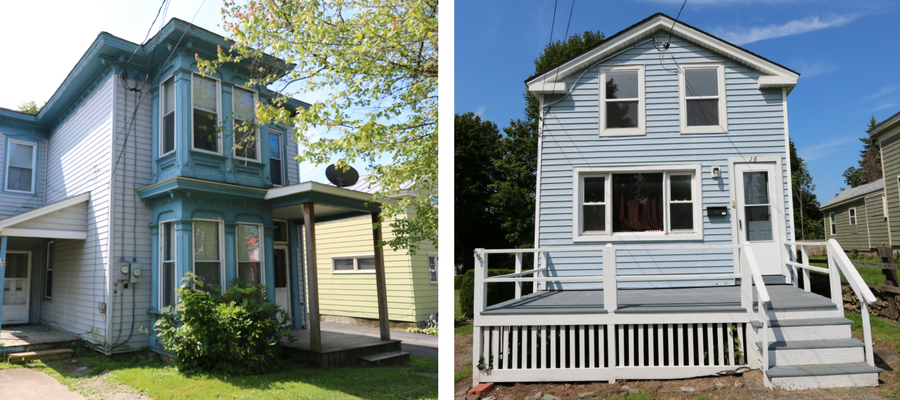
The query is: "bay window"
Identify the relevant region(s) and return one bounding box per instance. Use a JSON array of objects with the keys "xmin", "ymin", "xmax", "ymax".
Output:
[
  {"xmin": 236, "ymin": 223, "xmax": 263, "ymax": 284},
  {"xmin": 193, "ymin": 220, "xmax": 223, "ymax": 293},
  {"xmin": 232, "ymin": 86, "xmax": 258, "ymax": 160},
  {"xmin": 160, "ymin": 222, "xmax": 175, "ymax": 308},
  {"xmin": 680, "ymin": 63, "xmax": 727, "ymax": 134},
  {"xmin": 160, "ymin": 76, "xmax": 176, "ymax": 155},
  {"xmin": 192, "ymin": 74, "xmax": 220, "ymax": 153}
]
